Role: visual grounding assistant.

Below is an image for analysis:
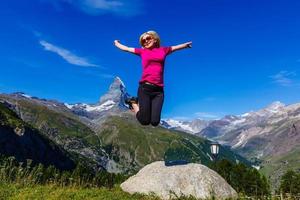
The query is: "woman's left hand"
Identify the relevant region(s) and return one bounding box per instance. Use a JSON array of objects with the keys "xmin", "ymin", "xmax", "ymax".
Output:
[{"xmin": 186, "ymin": 42, "xmax": 192, "ymax": 48}]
